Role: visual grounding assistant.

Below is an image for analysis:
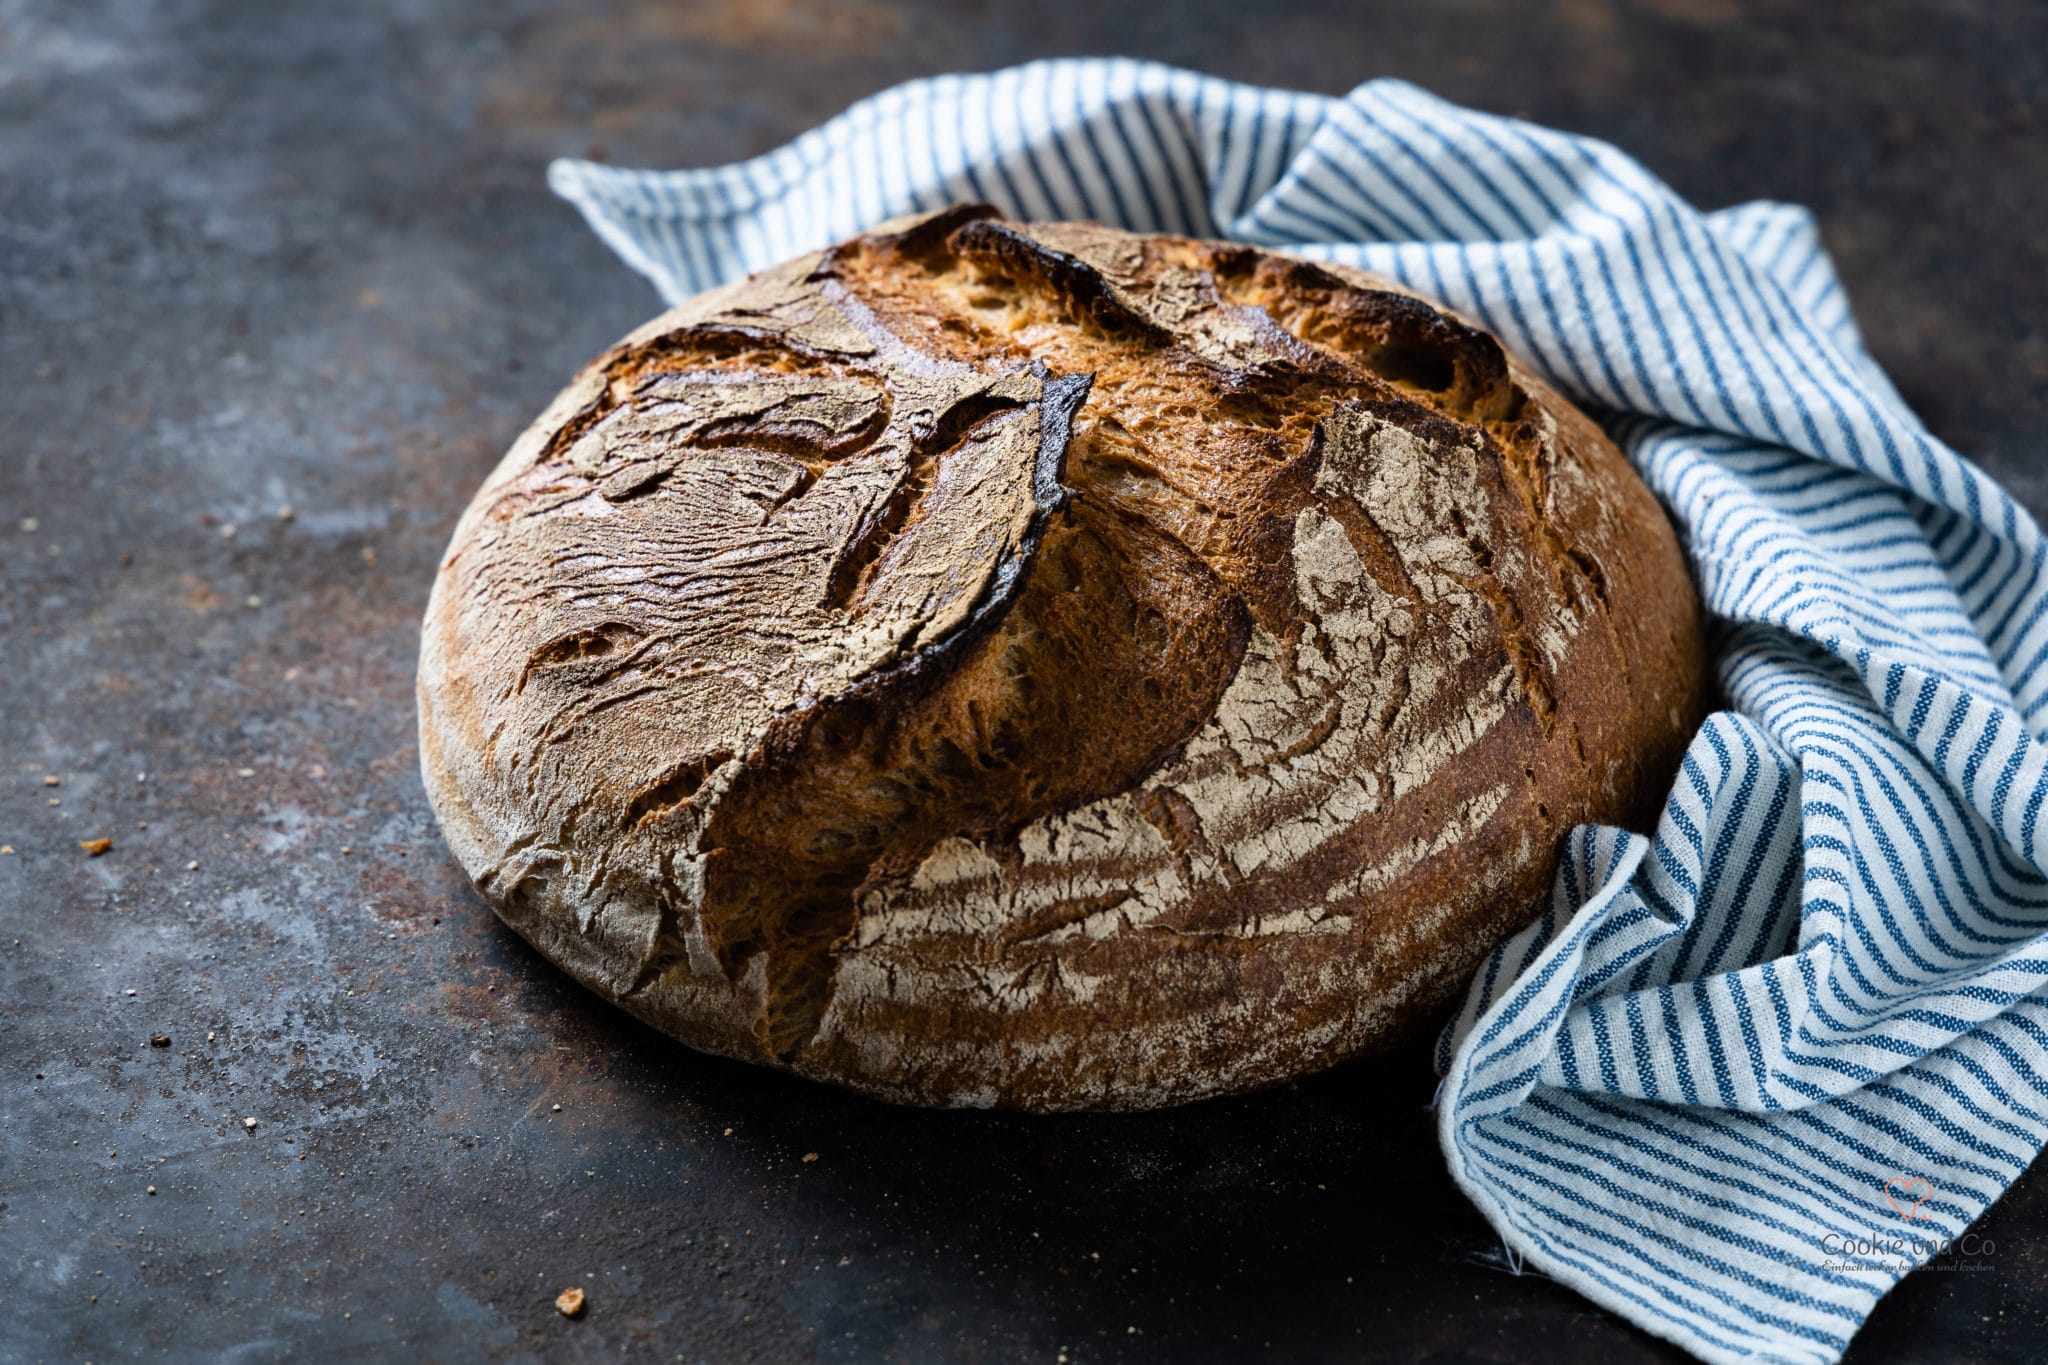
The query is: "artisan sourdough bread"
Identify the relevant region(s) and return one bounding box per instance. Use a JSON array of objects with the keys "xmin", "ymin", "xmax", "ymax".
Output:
[{"xmin": 418, "ymin": 205, "xmax": 1705, "ymax": 1110}]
